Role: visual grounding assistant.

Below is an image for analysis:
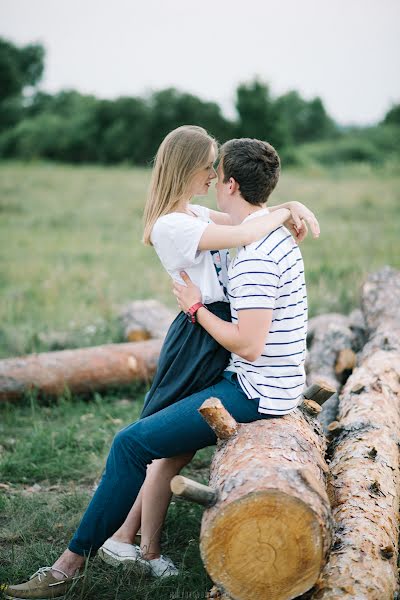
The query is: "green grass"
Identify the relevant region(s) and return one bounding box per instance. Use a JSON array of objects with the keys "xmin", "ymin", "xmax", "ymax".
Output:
[
  {"xmin": 1, "ymin": 161, "xmax": 399, "ymax": 358},
  {"xmin": 0, "ymin": 160, "xmax": 399, "ymax": 598},
  {"xmin": 0, "ymin": 389, "xmax": 214, "ymax": 598}
]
